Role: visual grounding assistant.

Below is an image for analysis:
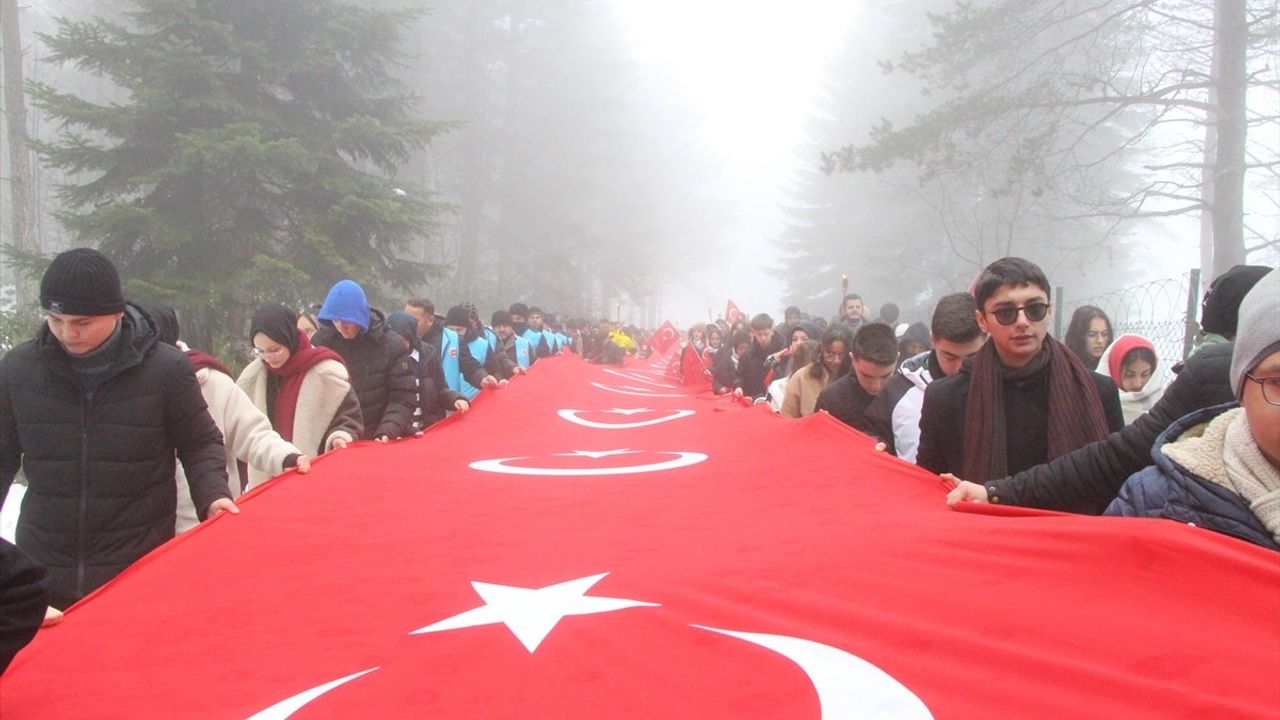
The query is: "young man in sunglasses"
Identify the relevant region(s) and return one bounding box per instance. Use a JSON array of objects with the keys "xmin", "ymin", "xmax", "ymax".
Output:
[{"xmin": 916, "ymin": 257, "xmax": 1123, "ymax": 482}]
